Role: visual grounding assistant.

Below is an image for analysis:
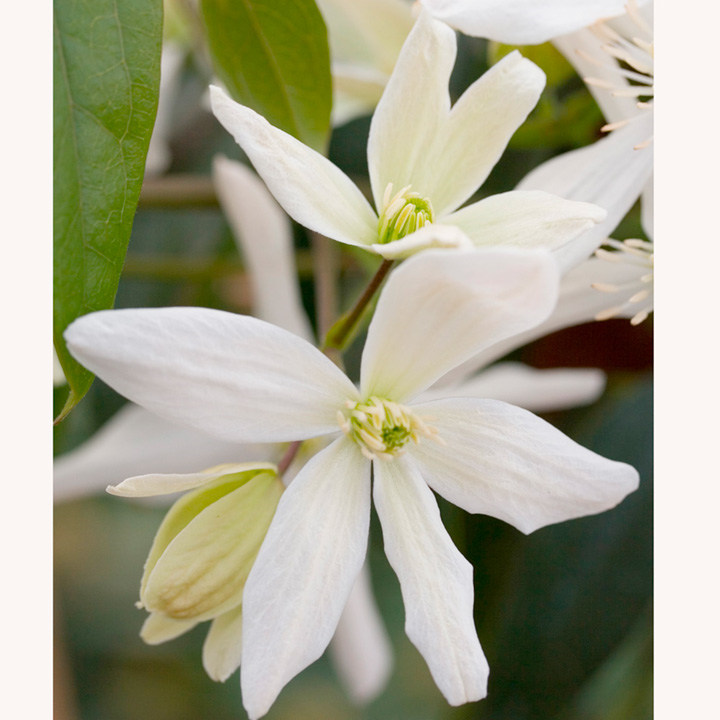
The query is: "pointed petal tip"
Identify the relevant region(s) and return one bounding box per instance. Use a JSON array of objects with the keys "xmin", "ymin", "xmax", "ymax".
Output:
[
  {"xmin": 513, "ymin": 459, "xmax": 640, "ymax": 536},
  {"xmin": 497, "ymin": 49, "xmax": 546, "ymax": 90}
]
